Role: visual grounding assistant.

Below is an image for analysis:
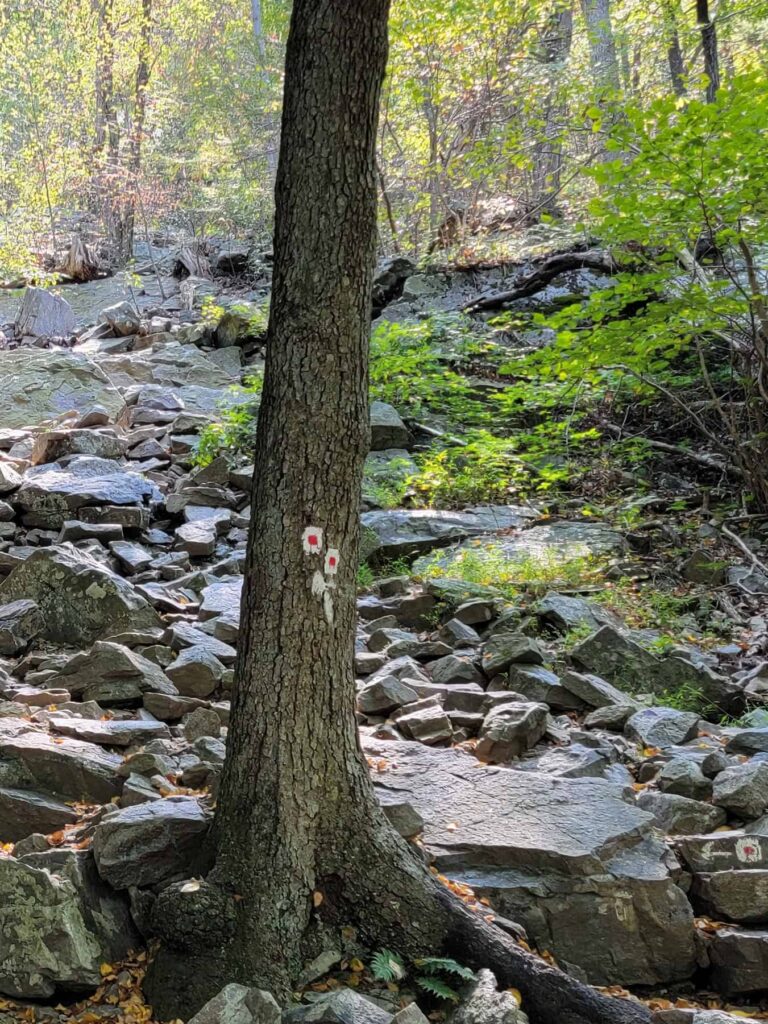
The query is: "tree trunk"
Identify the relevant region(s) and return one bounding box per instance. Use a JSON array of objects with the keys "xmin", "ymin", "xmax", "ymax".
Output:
[
  {"xmin": 118, "ymin": 0, "xmax": 152, "ymax": 264},
  {"xmin": 663, "ymin": 0, "xmax": 687, "ymax": 96},
  {"xmin": 143, "ymin": 4, "xmax": 656, "ymax": 1024},
  {"xmin": 580, "ymin": 0, "xmax": 620, "ymax": 94},
  {"xmin": 530, "ymin": 4, "xmax": 573, "ymax": 218},
  {"xmin": 697, "ymin": 0, "xmax": 720, "ymax": 102}
]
